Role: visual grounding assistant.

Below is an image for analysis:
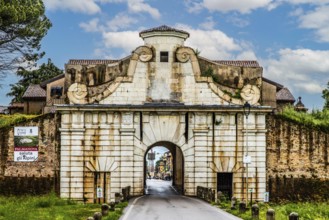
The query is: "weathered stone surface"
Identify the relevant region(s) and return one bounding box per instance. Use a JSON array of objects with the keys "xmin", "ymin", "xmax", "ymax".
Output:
[
  {"xmin": 0, "ymin": 114, "xmax": 60, "ymax": 195},
  {"xmin": 267, "ymin": 115, "xmax": 329, "ymax": 201}
]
